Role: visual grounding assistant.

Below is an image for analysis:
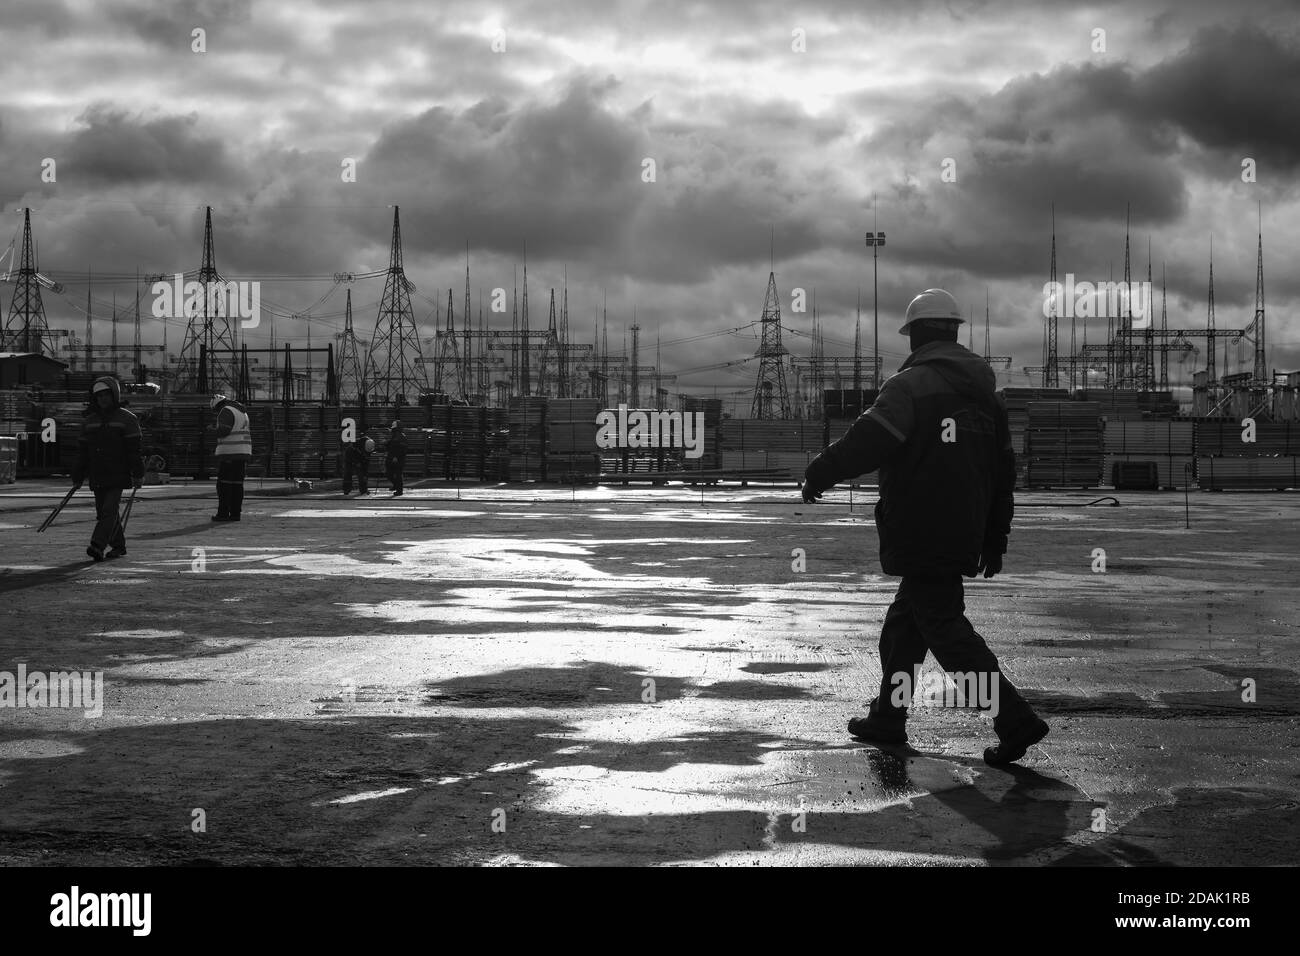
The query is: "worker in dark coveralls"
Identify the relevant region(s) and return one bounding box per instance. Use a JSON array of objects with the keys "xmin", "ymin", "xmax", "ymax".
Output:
[
  {"xmin": 385, "ymin": 421, "xmax": 408, "ymax": 496},
  {"xmin": 802, "ymin": 289, "xmax": 1049, "ymax": 767},
  {"xmin": 71, "ymin": 376, "xmax": 143, "ymax": 561},
  {"xmin": 342, "ymin": 434, "xmax": 374, "ymax": 496}
]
